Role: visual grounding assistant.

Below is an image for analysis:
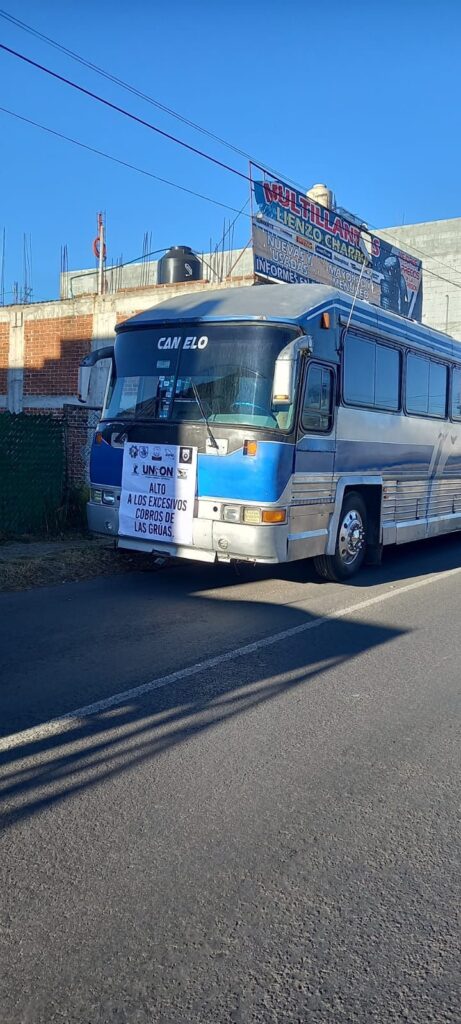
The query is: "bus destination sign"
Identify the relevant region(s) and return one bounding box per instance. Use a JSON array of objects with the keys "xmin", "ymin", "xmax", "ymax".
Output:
[{"xmin": 252, "ymin": 177, "xmax": 423, "ymax": 322}]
